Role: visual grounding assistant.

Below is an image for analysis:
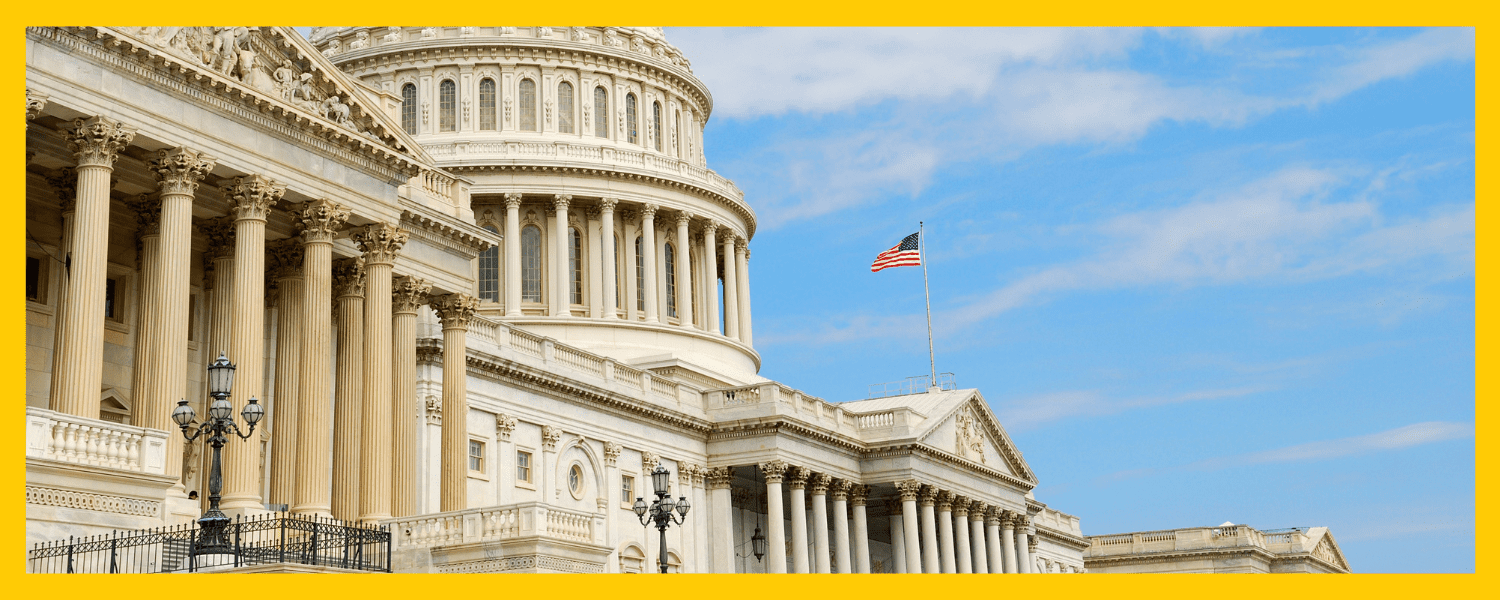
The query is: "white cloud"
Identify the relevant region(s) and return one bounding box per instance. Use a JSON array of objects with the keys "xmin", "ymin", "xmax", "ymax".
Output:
[
  {"xmin": 1308, "ymin": 27, "xmax": 1474, "ymax": 106},
  {"xmin": 997, "ymin": 386, "xmax": 1265, "ymax": 431},
  {"xmin": 1189, "ymin": 421, "xmax": 1474, "ymax": 470}
]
